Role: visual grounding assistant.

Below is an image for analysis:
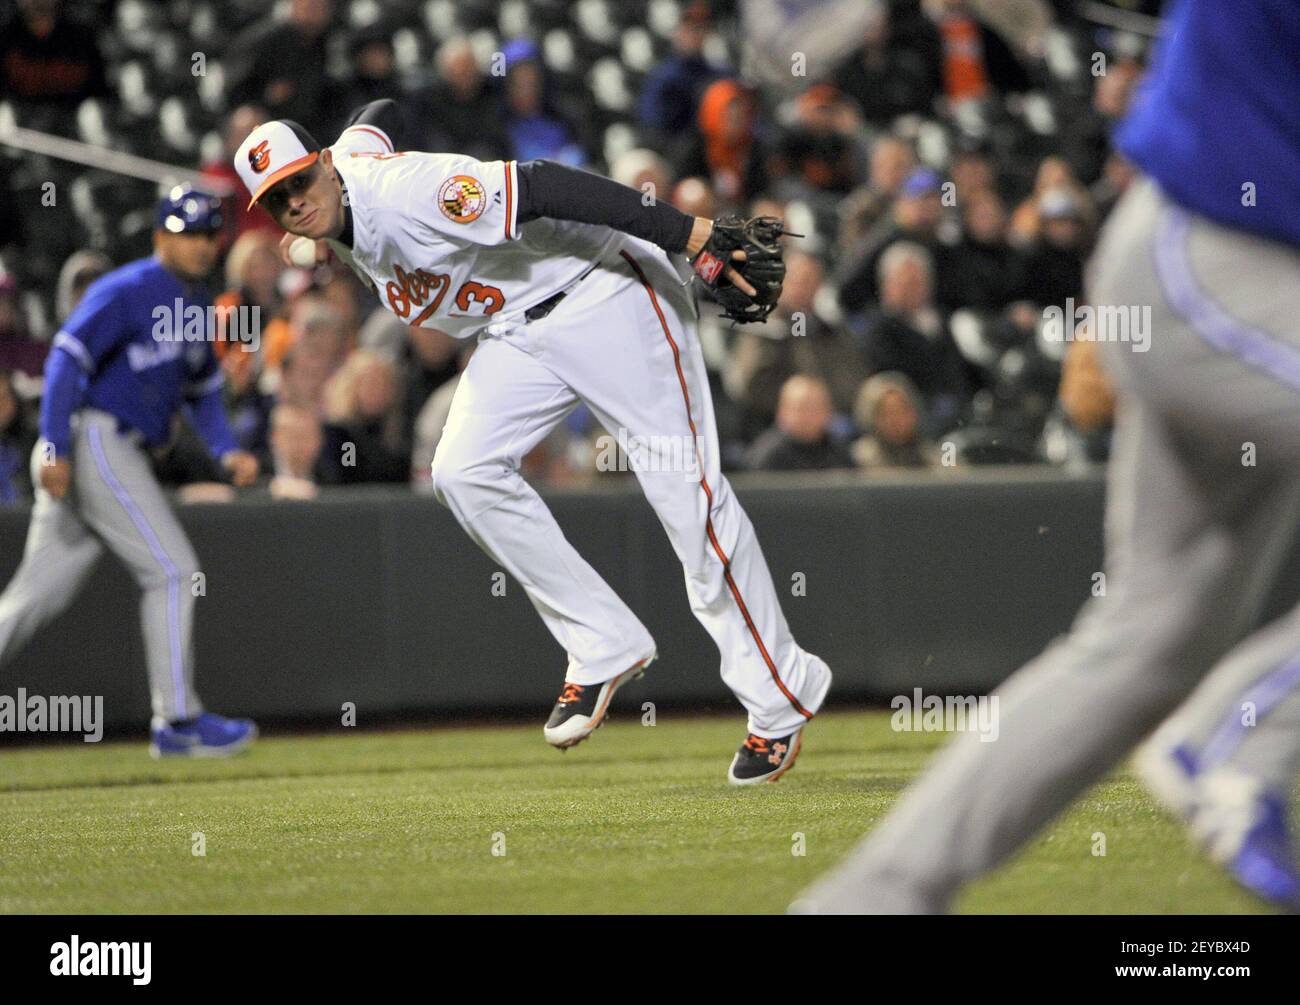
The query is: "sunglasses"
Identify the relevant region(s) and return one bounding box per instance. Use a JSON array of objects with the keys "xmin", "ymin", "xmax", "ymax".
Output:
[{"xmin": 262, "ymin": 162, "xmax": 320, "ymax": 216}]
